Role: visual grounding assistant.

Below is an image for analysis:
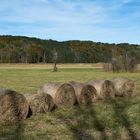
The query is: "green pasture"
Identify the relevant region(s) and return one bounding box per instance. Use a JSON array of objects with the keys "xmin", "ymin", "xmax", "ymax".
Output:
[{"xmin": 0, "ymin": 64, "xmax": 140, "ymax": 140}]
